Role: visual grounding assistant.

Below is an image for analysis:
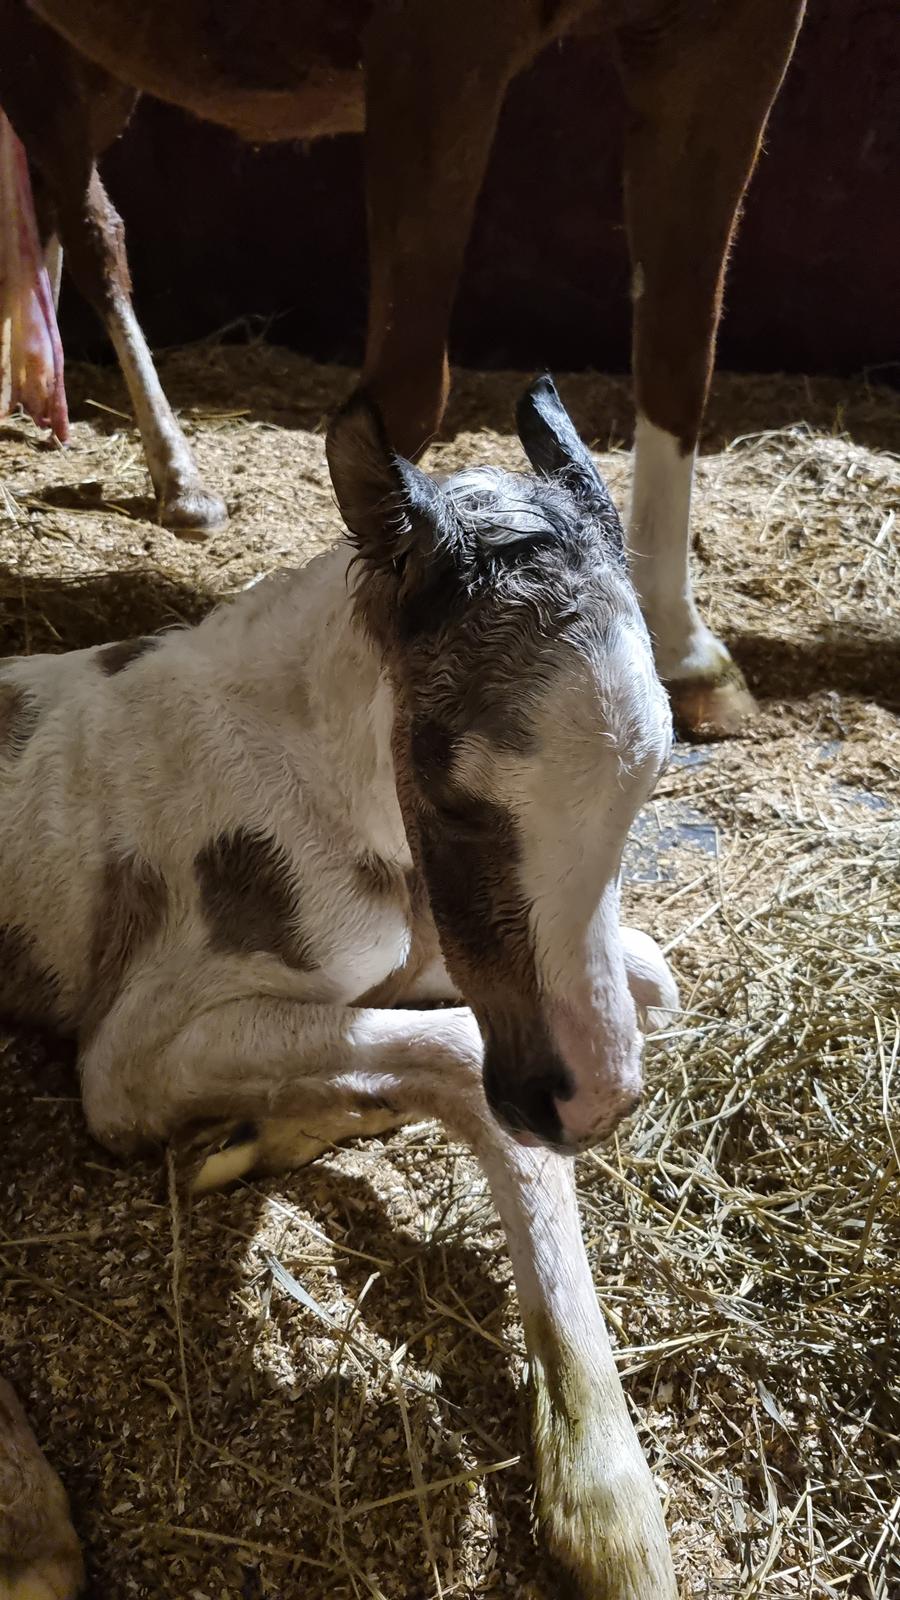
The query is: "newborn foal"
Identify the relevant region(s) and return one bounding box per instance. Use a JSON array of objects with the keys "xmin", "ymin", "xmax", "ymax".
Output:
[{"xmin": 0, "ymin": 378, "xmax": 678, "ymax": 1598}]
